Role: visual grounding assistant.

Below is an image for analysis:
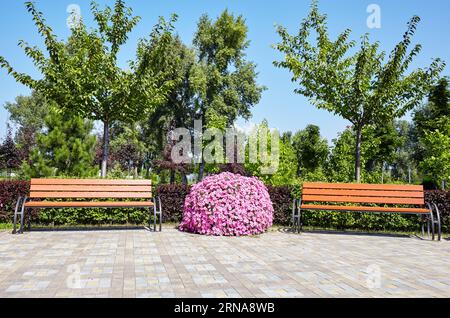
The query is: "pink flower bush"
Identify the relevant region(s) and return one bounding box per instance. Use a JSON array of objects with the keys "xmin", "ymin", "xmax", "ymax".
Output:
[{"xmin": 179, "ymin": 172, "xmax": 274, "ymax": 236}]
